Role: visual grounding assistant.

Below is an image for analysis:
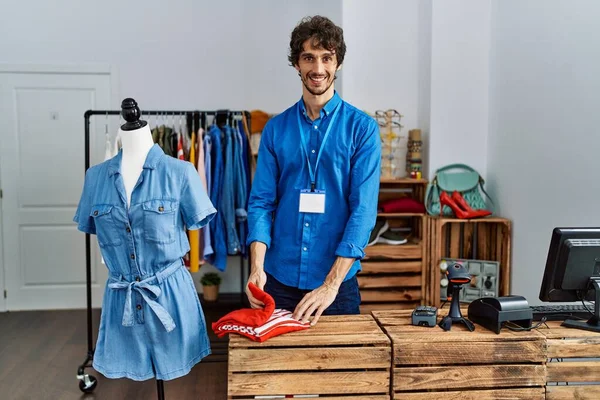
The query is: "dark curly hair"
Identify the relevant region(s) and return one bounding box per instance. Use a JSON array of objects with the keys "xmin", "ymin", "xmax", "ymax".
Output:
[{"xmin": 288, "ymin": 15, "xmax": 346, "ymax": 67}]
